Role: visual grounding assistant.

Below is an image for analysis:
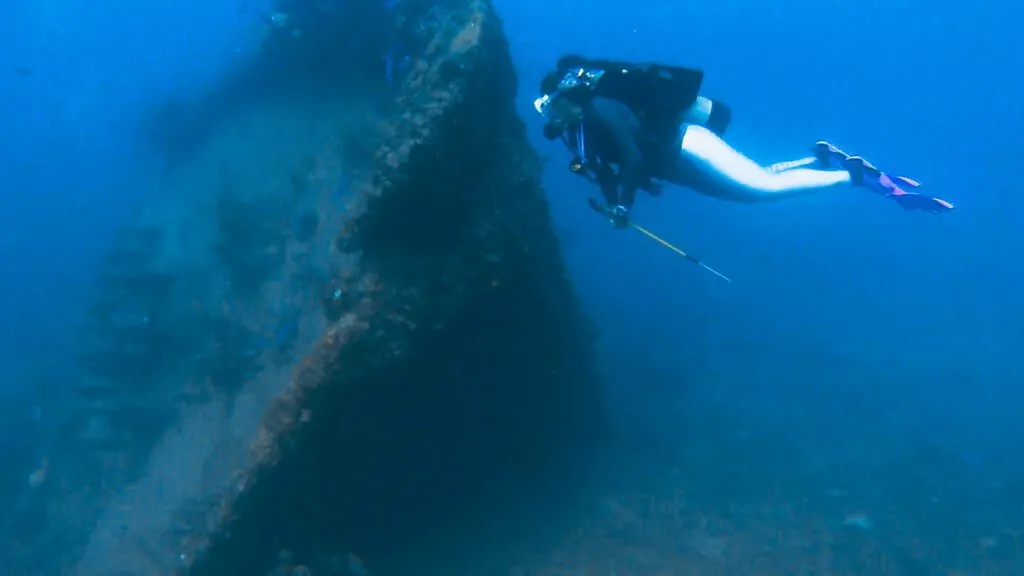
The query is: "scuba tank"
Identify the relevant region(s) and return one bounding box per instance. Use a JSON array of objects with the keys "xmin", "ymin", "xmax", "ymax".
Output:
[{"xmin": 545, "ymin": 55, "xmax": 732, "ymax": 138}]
